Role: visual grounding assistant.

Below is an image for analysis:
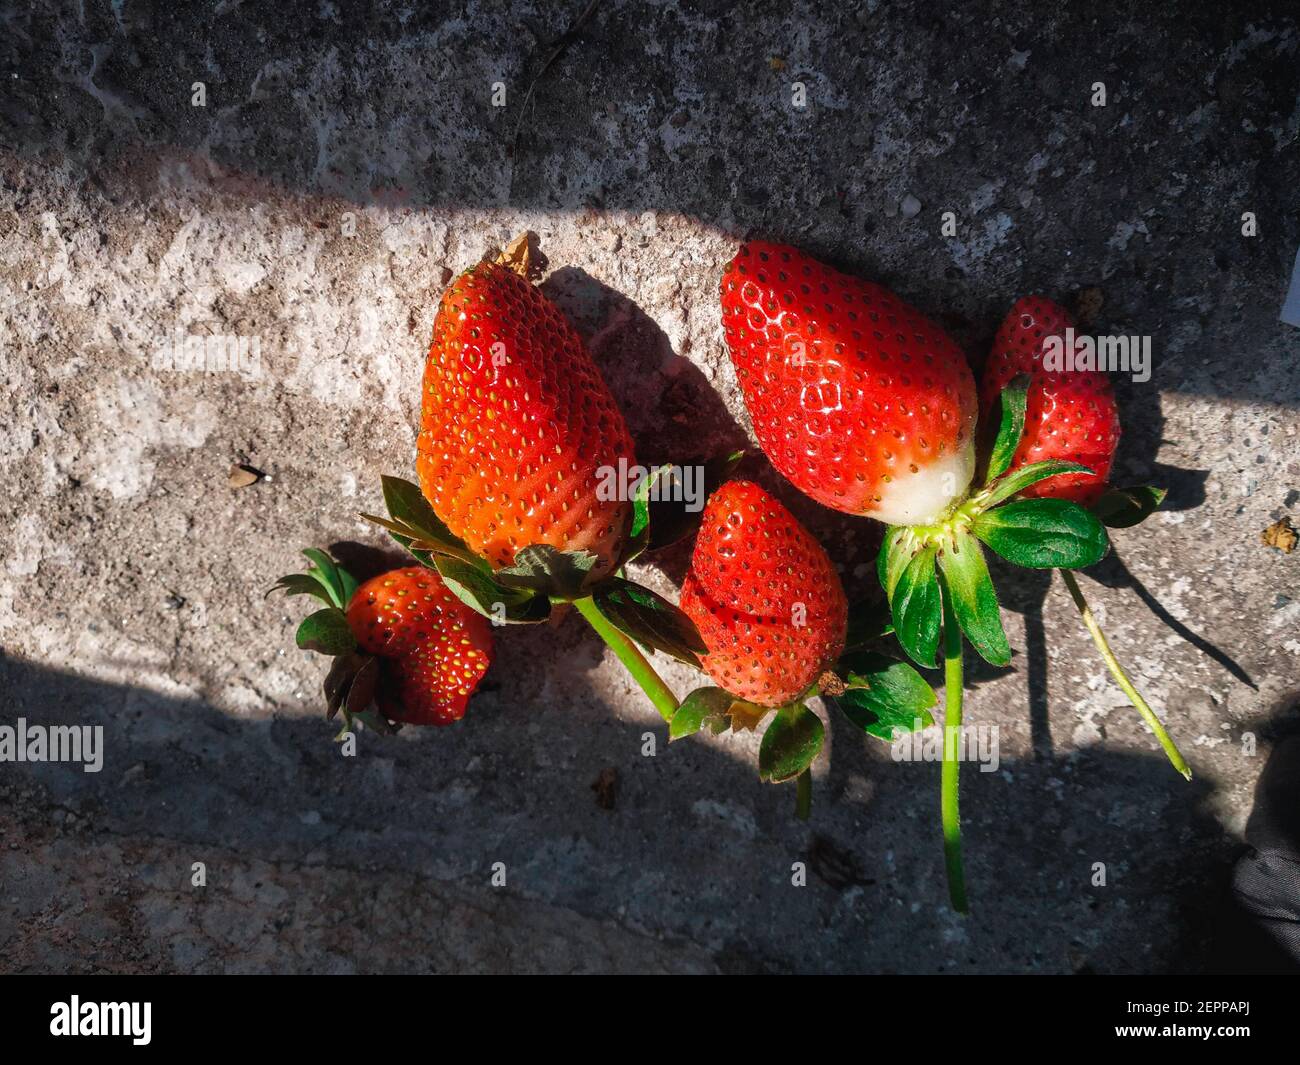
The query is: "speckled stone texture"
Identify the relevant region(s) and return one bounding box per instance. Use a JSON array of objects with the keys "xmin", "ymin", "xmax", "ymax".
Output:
[{"xmin": 1, "ymin": 0, "xmax": 1298, "ymax": 973}]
